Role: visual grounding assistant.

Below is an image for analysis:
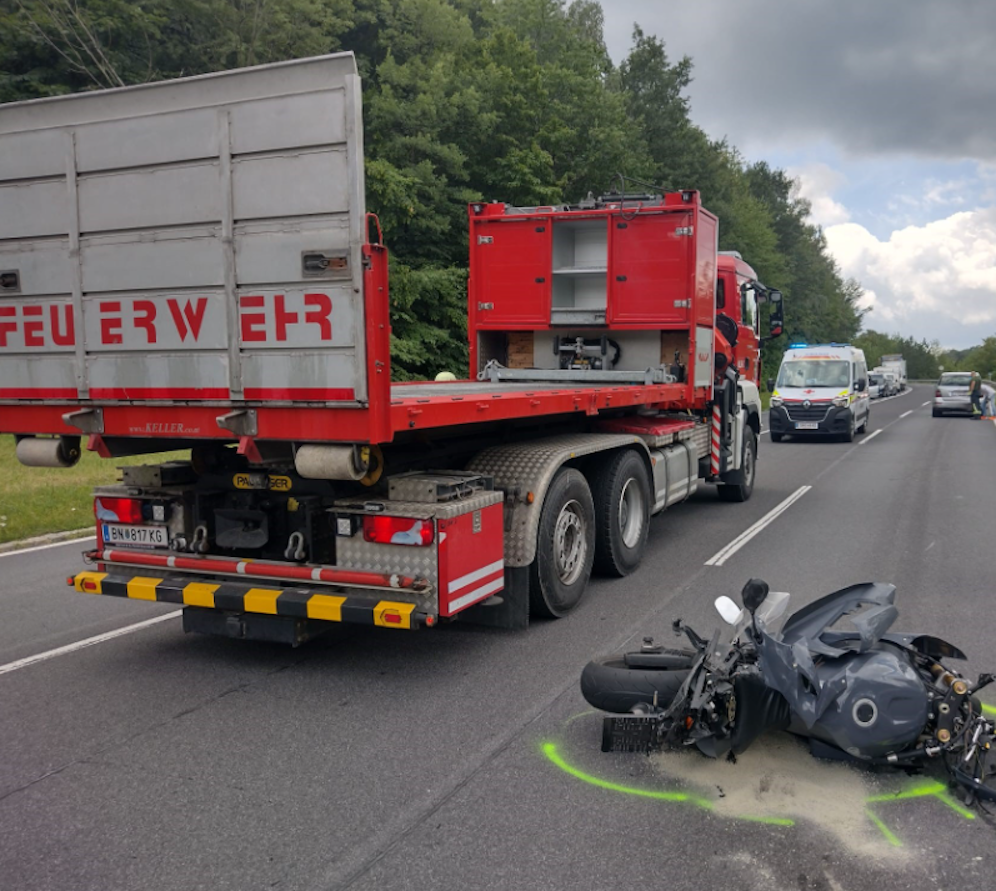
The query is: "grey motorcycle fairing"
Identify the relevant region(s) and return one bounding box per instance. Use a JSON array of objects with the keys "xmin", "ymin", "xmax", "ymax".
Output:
[
  {"xmin": 777, "ymin": 582, "xmax": 899, "ymax": 656},
  {"xmin": 756, "ymin": 582, "xmax": 929, "ymax": 759}
]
